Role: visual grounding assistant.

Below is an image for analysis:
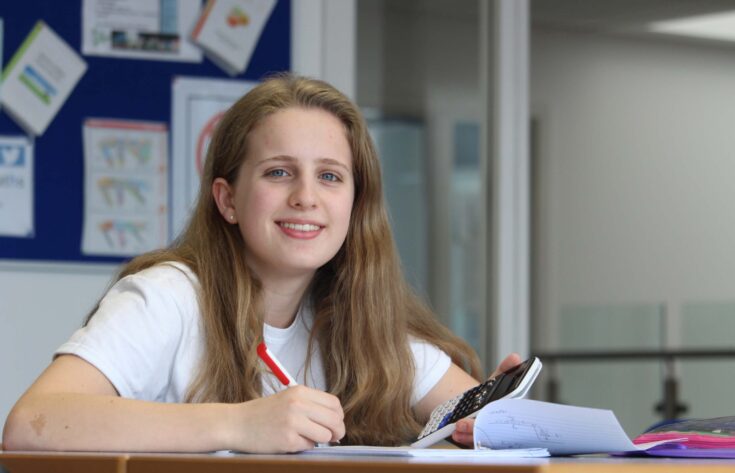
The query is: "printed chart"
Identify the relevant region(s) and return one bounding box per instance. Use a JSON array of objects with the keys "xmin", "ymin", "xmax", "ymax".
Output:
[{"xmin": 82, "ymin": 119, "xmax": 168, "ymax": 256}]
